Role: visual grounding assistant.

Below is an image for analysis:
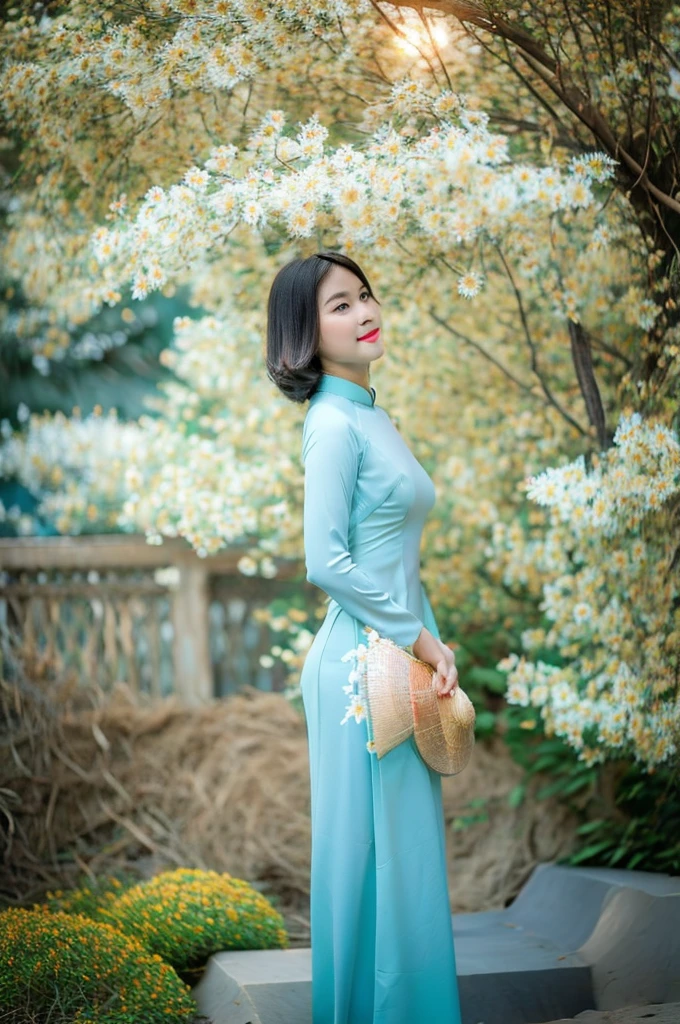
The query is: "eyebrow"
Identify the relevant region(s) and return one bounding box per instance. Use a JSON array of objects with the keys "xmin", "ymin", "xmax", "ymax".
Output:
[{"xmin": 323, "ymin": 288, "xmax": 367, "ymax": 307}]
